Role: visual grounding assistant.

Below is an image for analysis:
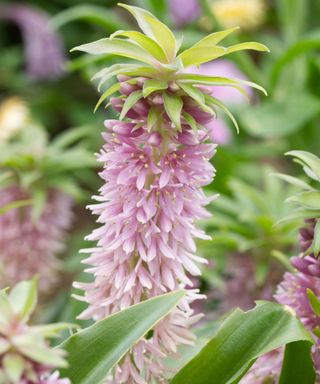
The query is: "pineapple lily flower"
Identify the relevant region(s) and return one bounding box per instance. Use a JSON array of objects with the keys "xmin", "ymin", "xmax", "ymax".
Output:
[
  {"xmin": 0, "ymin": 279, "xmax": 73, "ymax": 383},
  {"xmin": 72, "ymin": 4, "xmax": 268, "ymax": 383}
]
